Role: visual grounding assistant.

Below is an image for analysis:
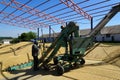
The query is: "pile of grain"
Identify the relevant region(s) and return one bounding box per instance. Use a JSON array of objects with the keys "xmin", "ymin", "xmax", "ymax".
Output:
[
  {"xmin": 0, "ymin": 42, "xmax": 120, "ymax": 70},
  {"xmin": 85, "ymin": 43, "xmax": 120, "ymax": 67}
]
